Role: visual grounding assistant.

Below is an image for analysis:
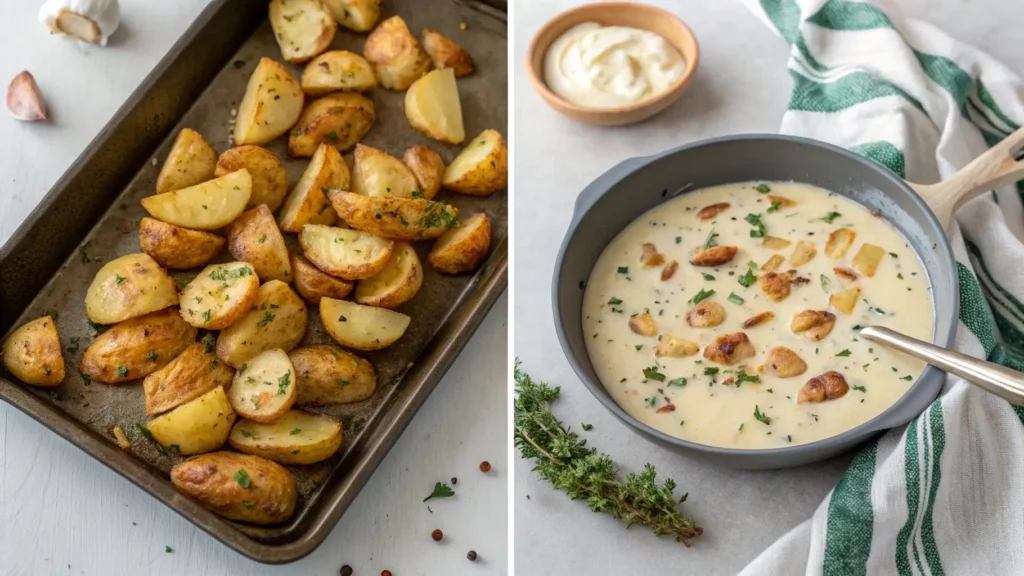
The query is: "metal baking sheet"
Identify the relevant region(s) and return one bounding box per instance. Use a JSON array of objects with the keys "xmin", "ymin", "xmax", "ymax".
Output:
[{"xmin": 0, "ymin": 0, "xmax": 506, "ymax": 563}]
